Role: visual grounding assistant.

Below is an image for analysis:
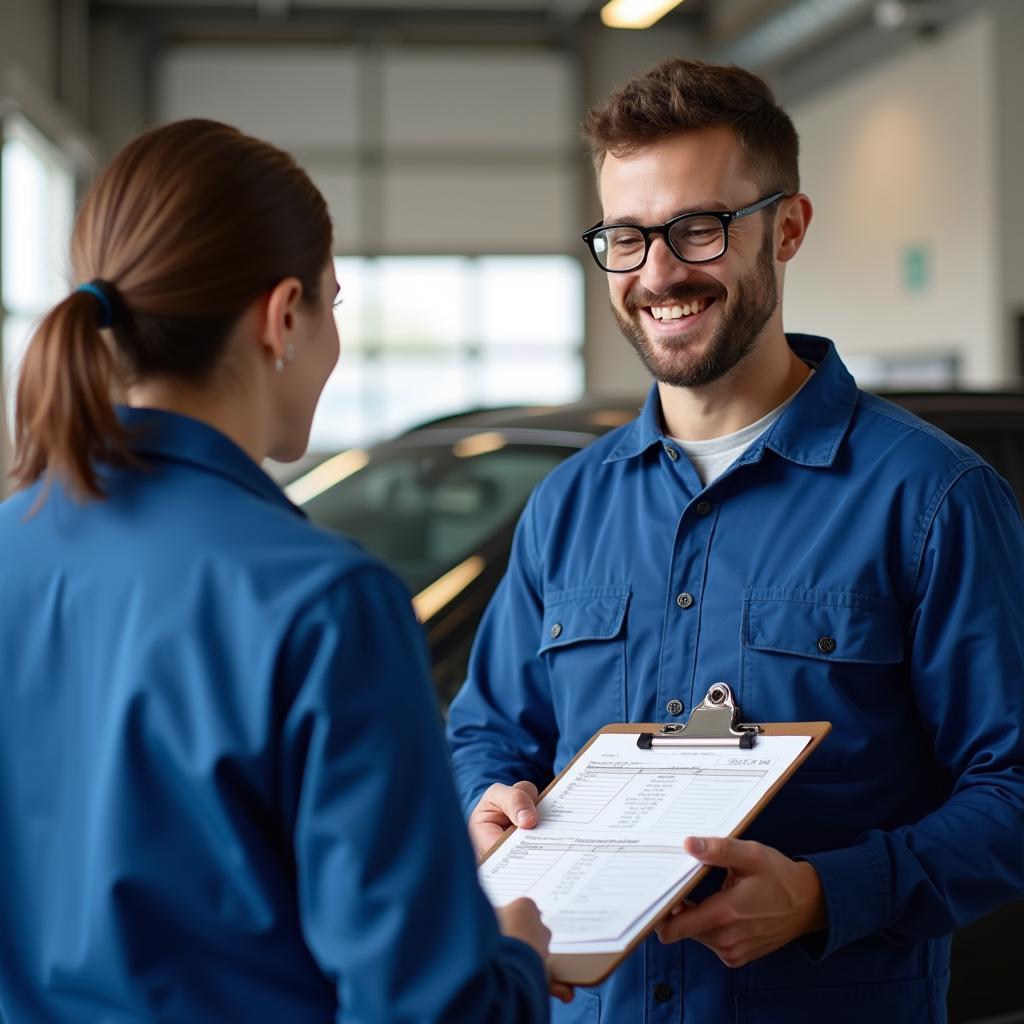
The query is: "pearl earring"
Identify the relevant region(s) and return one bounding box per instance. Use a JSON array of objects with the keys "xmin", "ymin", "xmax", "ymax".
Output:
[{"xmin": 274, "ymin": 343, "xmax": 295, "ymax": 373}]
